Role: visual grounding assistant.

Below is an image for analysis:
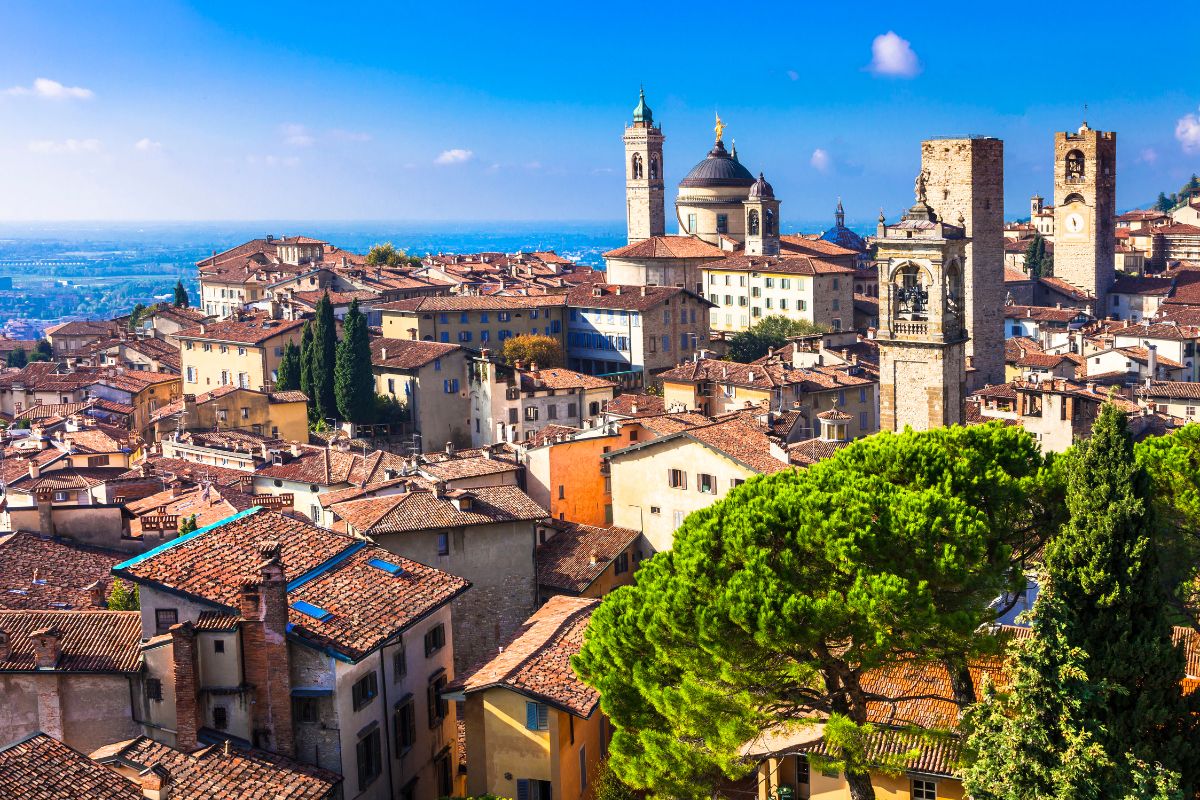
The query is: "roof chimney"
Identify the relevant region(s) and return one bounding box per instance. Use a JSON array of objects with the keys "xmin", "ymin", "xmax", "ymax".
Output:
[
  {"xmin": 0, "ymin": 630, "xmax": 10, "ymax": 661},
  {"xmin": 30, "ymin": 626, "xmax": 63, "ymax": 669},
  {"xmin": 138, "ymin": 764, "xmax": 172, "ymax": 800},
  {"xmin": 380, "ymin": 347, "xmax": 387, "ymax": 360},
  {"xmin": 1147, "ymin": 343, "xmax": 1158, "ymax": 378},
  {"xmin": 86, "ymin": 580, "xmax": 106, "ymax": 608},
  {"xmin": 445, "ymin": 441, "xmax": 455, "ymax": 457}
]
